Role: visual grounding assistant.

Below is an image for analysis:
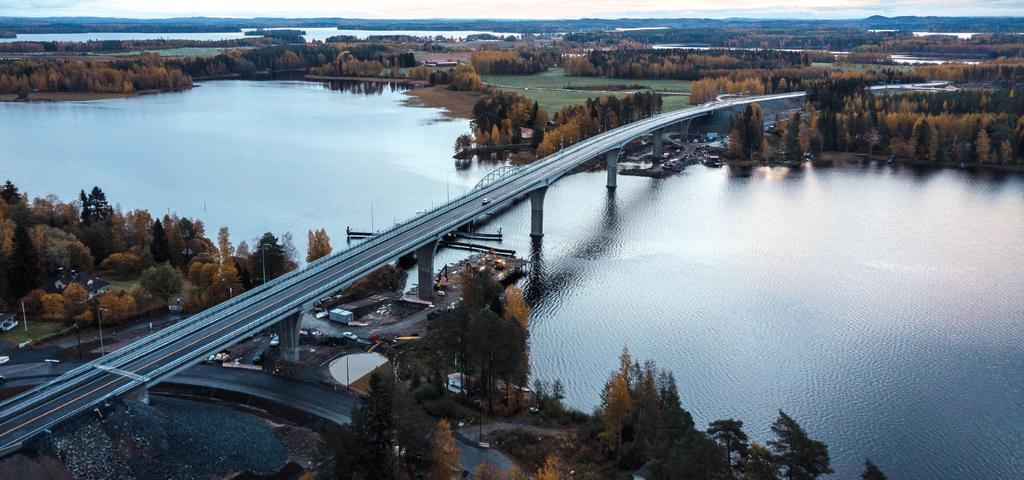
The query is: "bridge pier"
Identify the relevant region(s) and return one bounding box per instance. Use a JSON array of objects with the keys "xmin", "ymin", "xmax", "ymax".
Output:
[
  {"xmin": 652, "ymin": 129, "xmax": 664, "ymax": 158},
  {"xmin": 417, "ymin": 240, "xmax": 439, "ymax": 300},
  {"xmin": 274, "ymin": 312, "xmax": 301, "ymax": 363},
  {"xmin": 529, "ymin": 187, "xmax": 547, "ymax": 238},
  {"xmin": 606, "ymin": 149, "xmax": 619, "ymax": 189},
  {"xmin": 125, "ymin": 384, "xmax": 149, "ymax": 405}
]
